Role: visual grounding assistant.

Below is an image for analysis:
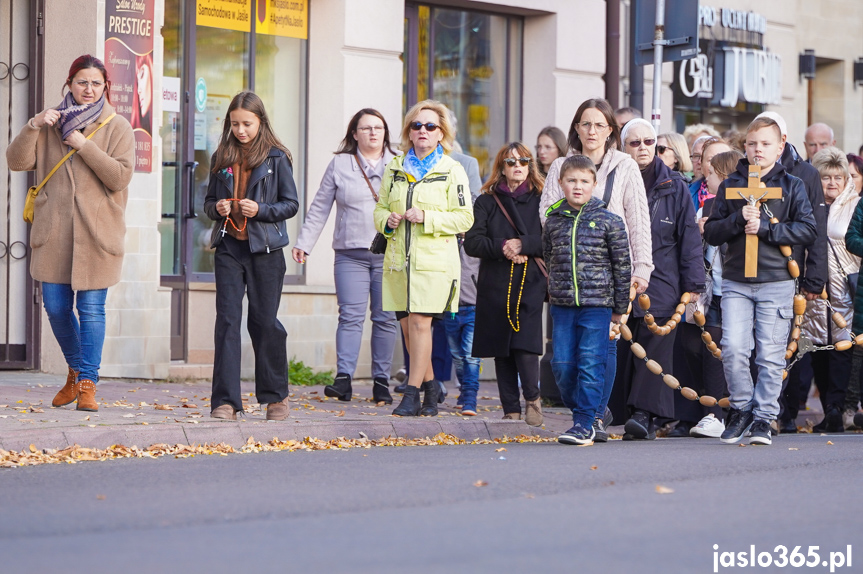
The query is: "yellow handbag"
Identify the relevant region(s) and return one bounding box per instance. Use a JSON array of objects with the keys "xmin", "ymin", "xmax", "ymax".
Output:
[{"xmin": 23, "ymin": 113, "xmax": 117, "ymax": 223}]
